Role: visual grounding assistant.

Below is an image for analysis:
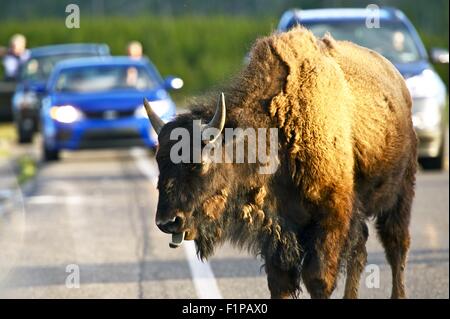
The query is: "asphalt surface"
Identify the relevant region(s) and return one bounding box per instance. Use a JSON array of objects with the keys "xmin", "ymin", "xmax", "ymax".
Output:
[{"xmin": 0, "ymin": 142, "xmax": 448, "ymax": 299}]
